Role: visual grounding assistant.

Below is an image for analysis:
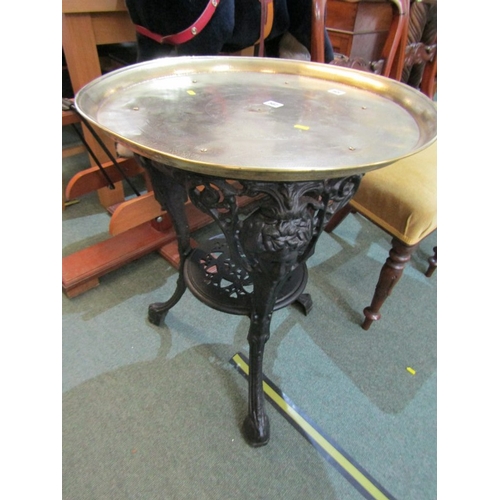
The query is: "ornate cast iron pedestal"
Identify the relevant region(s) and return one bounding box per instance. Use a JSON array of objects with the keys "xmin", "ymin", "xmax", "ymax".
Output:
[{"xmin": 140, "ymin": 156, "xmax": 362, "ymax": 446}]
